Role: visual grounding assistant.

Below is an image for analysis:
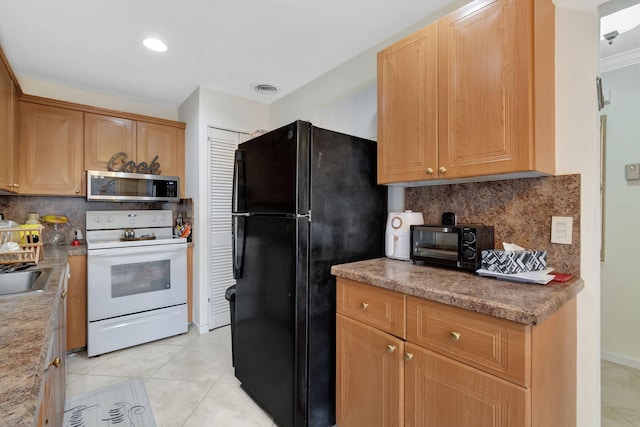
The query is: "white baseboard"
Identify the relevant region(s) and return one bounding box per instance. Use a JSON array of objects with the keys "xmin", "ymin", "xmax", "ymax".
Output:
[
  {"xmin": 601, "ymin": 350, "xmax": 640, "ymax": 370},
  {"xmin": 189, "ymin": 320, "xmax": 210, "ymax": 335}
]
